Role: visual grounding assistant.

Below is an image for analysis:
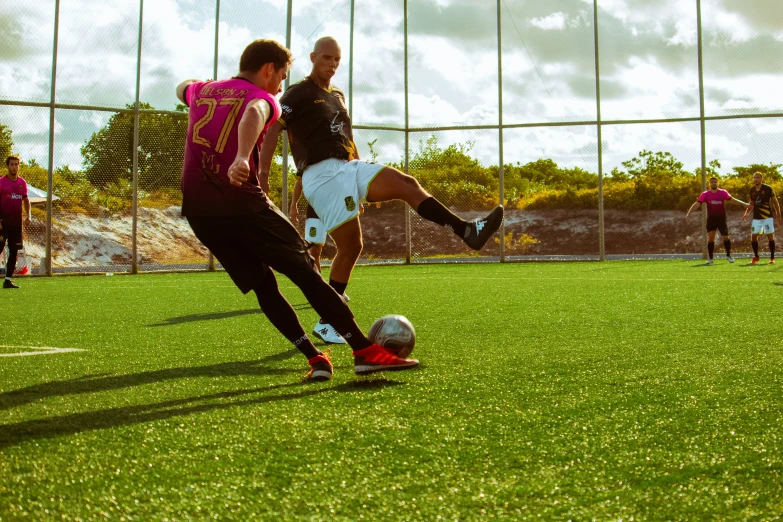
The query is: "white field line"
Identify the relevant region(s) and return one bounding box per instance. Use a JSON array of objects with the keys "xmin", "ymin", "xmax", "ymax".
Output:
[{"xmin": 0, "ymin": 346, "xmax": 85, "ymax": 357}]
